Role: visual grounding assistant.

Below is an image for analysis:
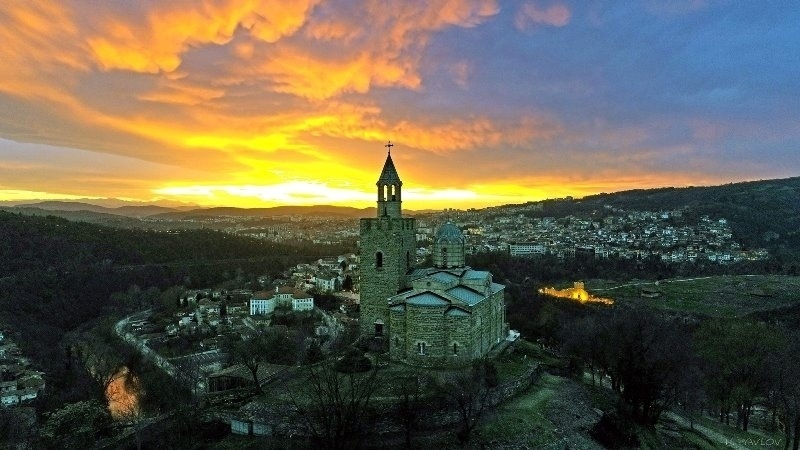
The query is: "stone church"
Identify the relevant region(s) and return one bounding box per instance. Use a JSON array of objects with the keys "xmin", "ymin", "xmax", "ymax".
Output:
[{"xmin": 359, "ymin": 146, "xmax": 506, "ymax": 367}]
